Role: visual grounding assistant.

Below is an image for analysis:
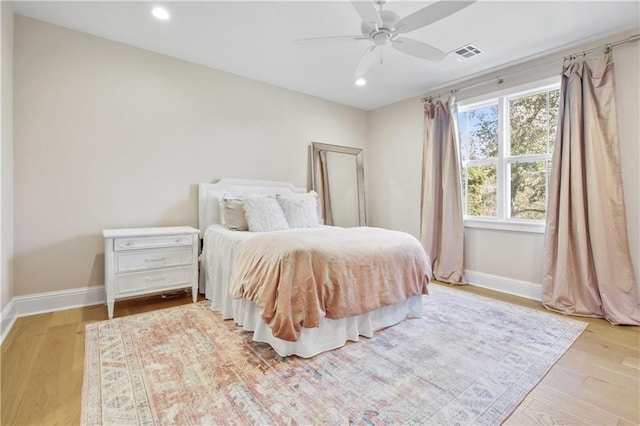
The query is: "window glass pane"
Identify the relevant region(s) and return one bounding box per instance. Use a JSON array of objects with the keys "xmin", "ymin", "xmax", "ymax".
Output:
[
  {"xmin": 458, "ymin": 104, "xmax": 498, "ymax": 160},
  {"xmin": 510, "ymin": 161, "xmax": 547, "ymax": 220},
  {"xmin": 464, "ymin": 165, "xmax": 497, "ymax": 217},
  {"xmin": 510, "ymin": 92, "xmax": 552, "ymax": 155}
]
